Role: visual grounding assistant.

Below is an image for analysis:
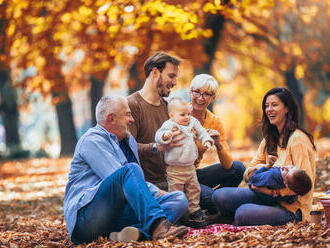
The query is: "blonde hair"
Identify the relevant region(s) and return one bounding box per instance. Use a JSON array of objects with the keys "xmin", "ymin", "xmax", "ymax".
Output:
[
  {"xmin": 167, "ymin": 97, "xmax": 189, "ymax": 114},
  {"xmin": 190, "ymin": 74, "xmax": 218, "ymax": 95}
]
